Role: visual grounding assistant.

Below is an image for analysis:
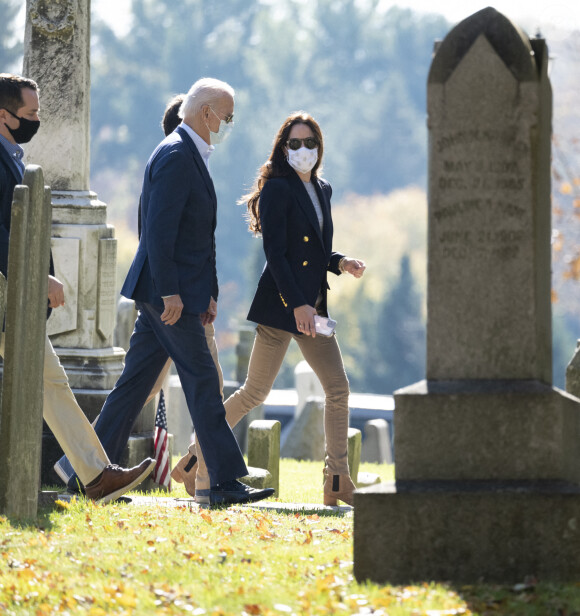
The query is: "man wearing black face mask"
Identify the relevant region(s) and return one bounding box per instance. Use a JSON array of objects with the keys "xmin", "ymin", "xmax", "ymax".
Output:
[{"xmin": 0, "ymin": 73, "xmax": 156, "ymax": 502}]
